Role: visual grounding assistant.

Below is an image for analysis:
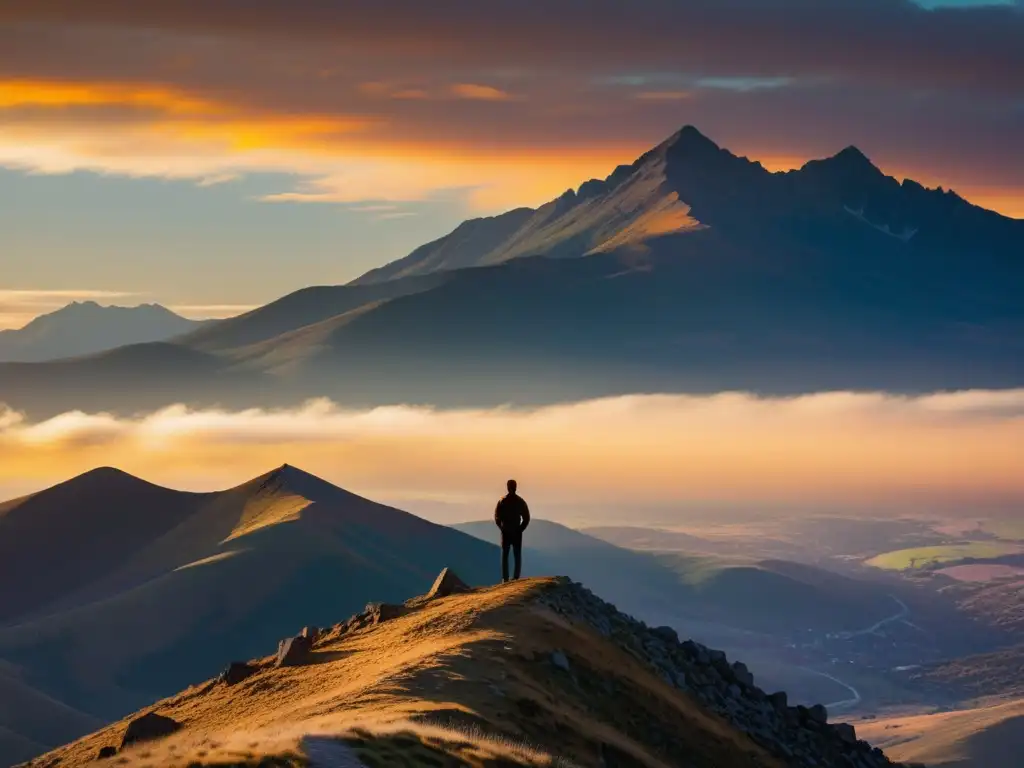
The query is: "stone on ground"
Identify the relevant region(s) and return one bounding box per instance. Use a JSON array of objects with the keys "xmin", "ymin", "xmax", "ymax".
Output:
[
  {"xmin": 276, "ymin": 634, "xmax": 313, "ymax": 667},
  {"xmin": 426, "ymin": 567, "xmax": 470, "ymax": 599},
  {"xmin": 220, "ymin": 661, "xmax": 257, "ymax": 685},
  {"xmin": 120, "ymin": 712, "xmax": 181, "ymax": 749}
]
